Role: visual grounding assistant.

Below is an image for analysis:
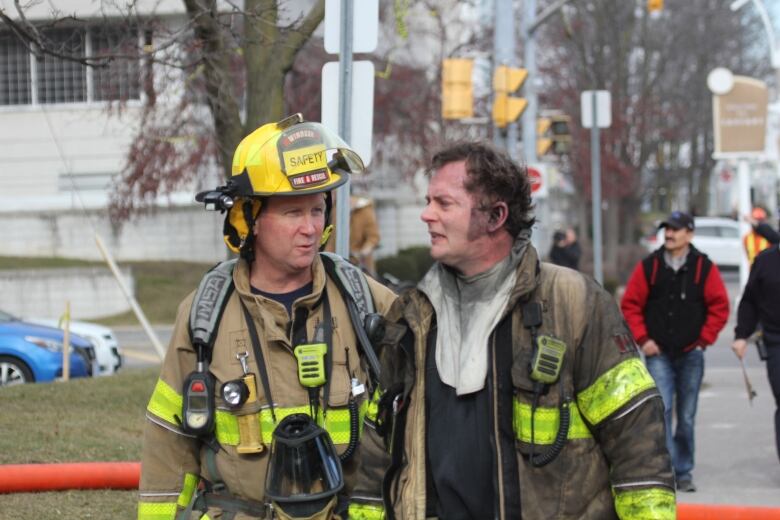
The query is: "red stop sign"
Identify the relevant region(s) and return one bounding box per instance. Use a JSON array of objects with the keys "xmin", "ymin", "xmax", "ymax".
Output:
[{"xmin": 527, "ymin": 166, "xmax": 542, "ymax": 193}]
